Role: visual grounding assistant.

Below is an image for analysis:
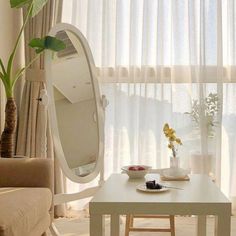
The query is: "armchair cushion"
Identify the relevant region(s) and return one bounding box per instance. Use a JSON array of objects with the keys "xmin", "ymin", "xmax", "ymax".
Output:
[
  {"xmin": 0, "ymin": 188, "xmax": 52, "ymax": 236},
  {"xmin": 0, "ymin": 158, "xmax": 54, "ymax": 236}
]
